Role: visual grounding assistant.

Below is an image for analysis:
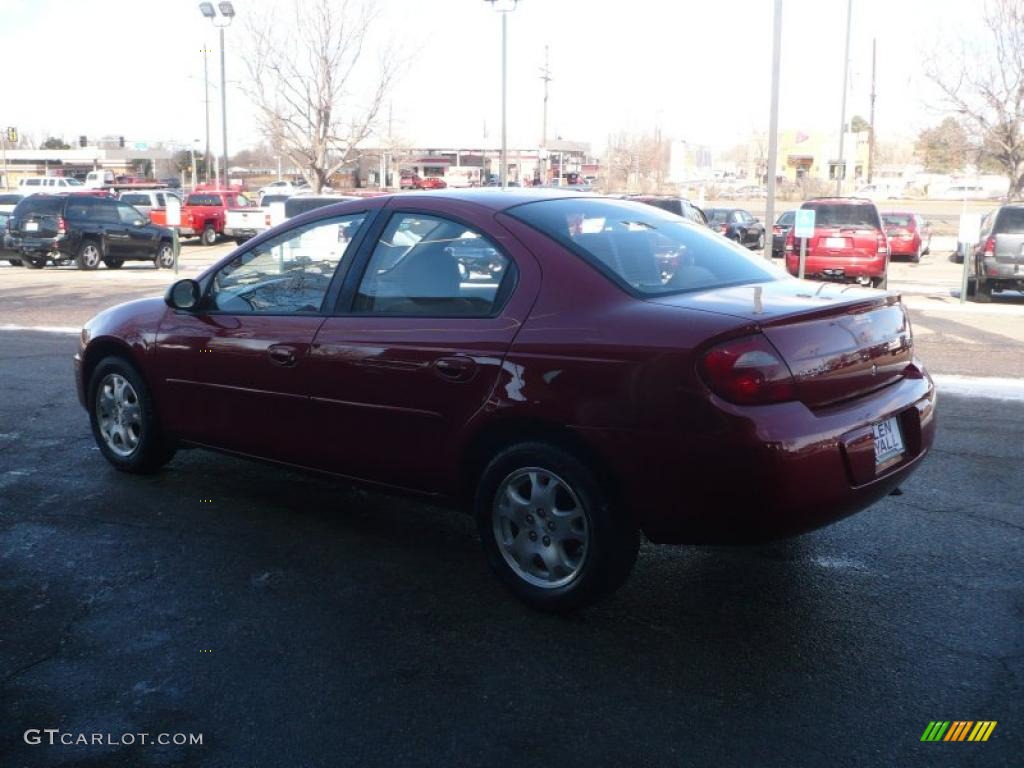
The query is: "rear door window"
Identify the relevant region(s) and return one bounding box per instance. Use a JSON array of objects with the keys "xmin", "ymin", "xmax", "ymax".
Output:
[{"xmin": 509, "ymin": 197, "xmax": 779, "ymax": 296}]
